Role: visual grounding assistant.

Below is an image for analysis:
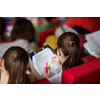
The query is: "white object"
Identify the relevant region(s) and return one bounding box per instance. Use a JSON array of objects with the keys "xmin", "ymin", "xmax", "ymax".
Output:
[
  {"xmin": 84, "ymin": 42, "xmax": 97, "ymax": 57},
  {"xmin": 32, "ymin": 48, "xmax": 61, "ymax": 77},
  {"xmin": 5, "ymin": 25, "xmax": 13, "ymax": 37},
  {"xmin": 48, "ymin": 73, "xmax": 62, "ymax": 84},
  {"xmin": 0, "ymin": 39, "xmax": 36, "ymax": 59},
  {"xmin": 54, "ymin": 26, "xmax": 78, "ymax": 36},
  {"xmin": 85, "ymin": 30, "xmax": 100, "ymax": 54},
  {"xmin": 54, "ymin": 58, "xmax": 59, "ymax": 61}
]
